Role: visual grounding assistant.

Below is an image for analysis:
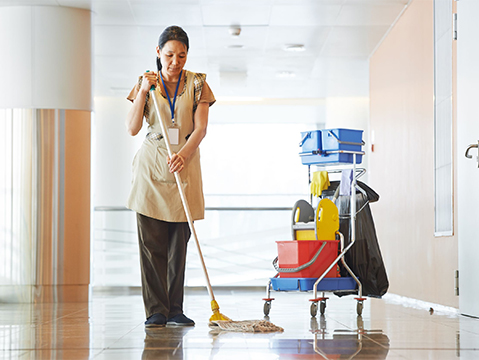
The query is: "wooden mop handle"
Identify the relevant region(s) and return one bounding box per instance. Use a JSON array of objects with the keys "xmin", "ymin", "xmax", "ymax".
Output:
[{"xmin": 149, "ymin": 86, "xmax": 216, "ymax": 302}]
